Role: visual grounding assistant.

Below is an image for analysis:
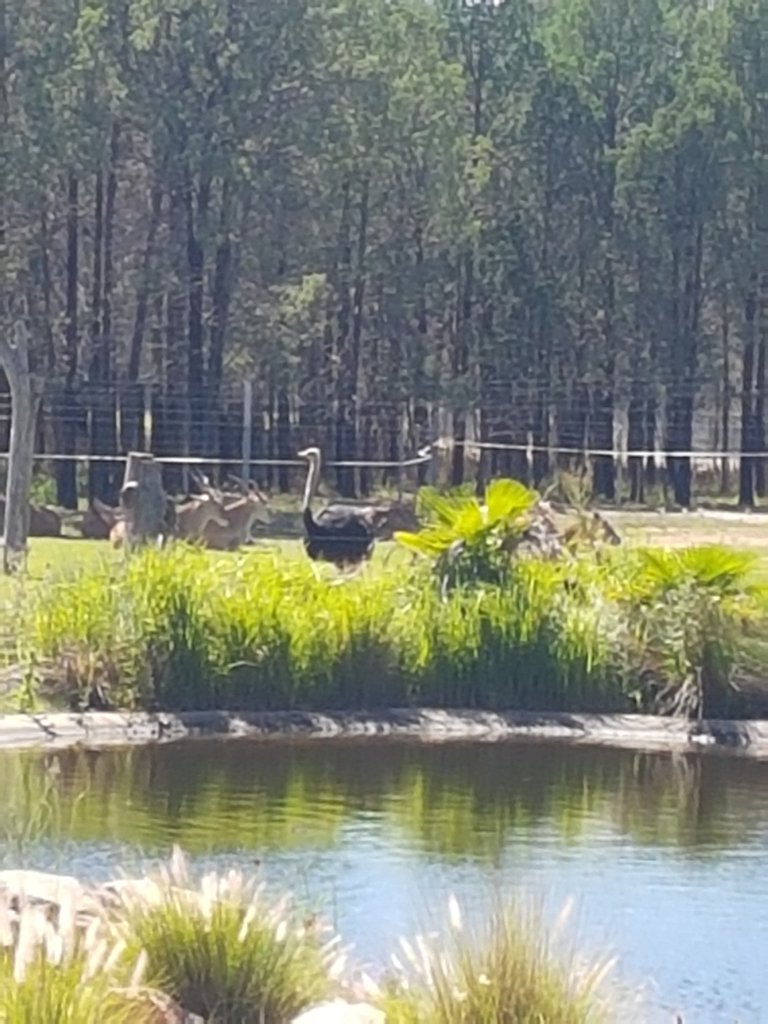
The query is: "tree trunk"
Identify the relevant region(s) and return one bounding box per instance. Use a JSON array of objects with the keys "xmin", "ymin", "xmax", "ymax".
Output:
[
  {"xmin": 644, "ymin": 393, "xmax": 658, "ymax": 492},
  {"xmin": 207, "ymin": 180, "xmax": 233, "ymax": 456},
  {"xmin": 627, "ymin": 380, "xmax": 645, "ymax": 502},
  {"xmin": 668, "ymin": 218, "xmax": 704, "ymax": 508},
  {"xmin": 124, "ymin": 182, "xmax": 162, "ymax": 452},
  {"xmin": 1, "ymin": 322, "xmax": 42, "ymax": 573},
  {"xmin": 720, "ymin": 291, "xmax": 731, "ymax": 495},
  {"xmin": 186, "ymin": 175, "xmax": 210, "ymax": 455},
  {"xmin": 129, "ymin": 184, "xmax": 163, "ymax": 384},
  {"xmin": 56, "ymin": 172, "xmax": 79, "ymax": 509},
  {"xmin": 590, "ymin": 81, "xmax": 620, "ymax": 501},
  {"xmin": 275, "ymin": 388, "xmax": 291, "ymax": 492},
  {"xmin": 756, "ymin": 193, "xmax": 768, "ymax": 498},
  {"xmin": 451, "ymin": 256, "xmax": 472, "ymax": 487},
  {"xmin": 739, "ymin": 287, "xmax": 757, "ymax": 507},
  {"xmin": 165, "ymin": 183, "xmax": 187, "ymax": 492},
  {"xmin": 88, "ymin": 124, "xmax": 120, "ymax": 503},
  {"xmin": 591, "ymin": 375, "xmax": 615, "ymax": 499},
  {"xmin": 334, "ymin": 180, "xmax": 356, "ymax": 497},
  {"xmin": 87, "ymin": 160, "xmax": 106, "ymax": 503},
  {"xmin": 755, "ymin": 316, "xmax": 766, "ymax": 496}
]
